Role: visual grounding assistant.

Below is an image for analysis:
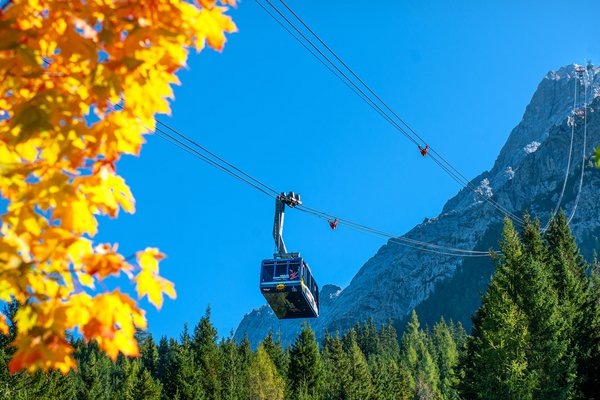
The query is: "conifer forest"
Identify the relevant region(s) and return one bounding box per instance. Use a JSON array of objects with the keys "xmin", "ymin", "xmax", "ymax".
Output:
[{"xmin": 0, "ymin": 213, "xmax": 598, "ymax": 399}]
